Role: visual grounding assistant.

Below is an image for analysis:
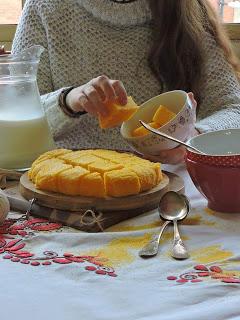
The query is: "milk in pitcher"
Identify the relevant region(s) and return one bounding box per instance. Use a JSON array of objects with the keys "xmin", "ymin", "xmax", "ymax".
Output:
[{"xmin": 0, "ymin": 76, "xmax": 55, "ymax": 170}]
